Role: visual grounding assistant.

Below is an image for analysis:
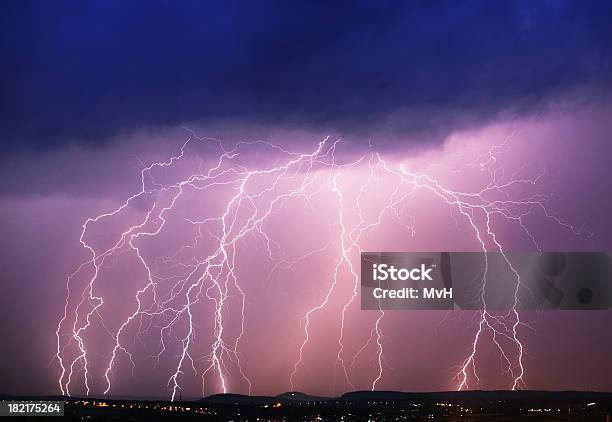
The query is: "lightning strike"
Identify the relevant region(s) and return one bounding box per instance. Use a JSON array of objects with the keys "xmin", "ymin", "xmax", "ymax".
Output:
[{"xmin": 55, "ymin": 128, "xmax": 582, "ymax": 400}]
